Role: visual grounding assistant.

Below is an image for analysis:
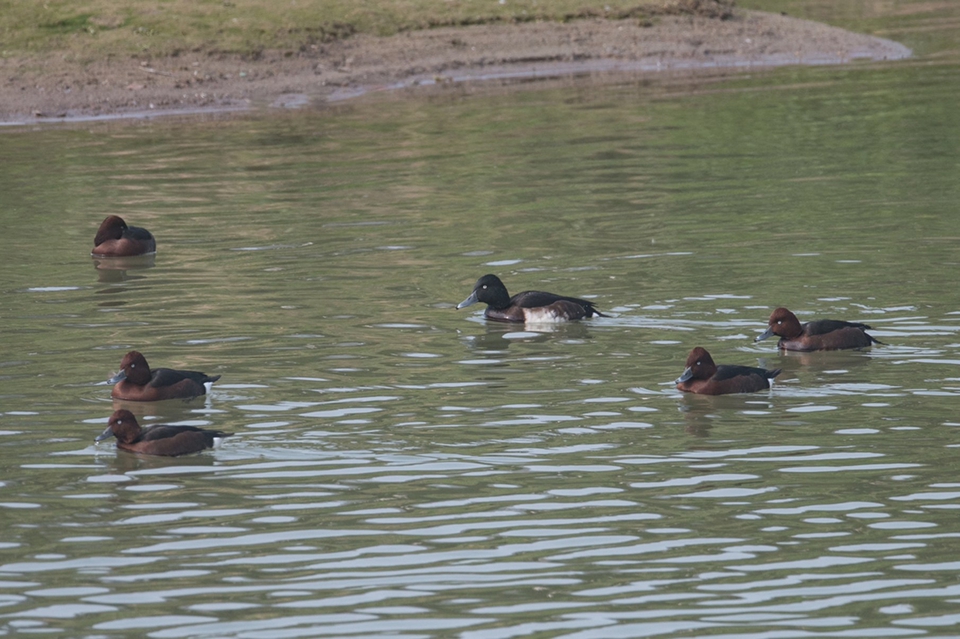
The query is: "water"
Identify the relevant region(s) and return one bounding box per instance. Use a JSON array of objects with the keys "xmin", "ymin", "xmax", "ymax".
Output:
[{"xmin": 3, "ymin": 12, "xmax": 960, "ymax": 639}]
